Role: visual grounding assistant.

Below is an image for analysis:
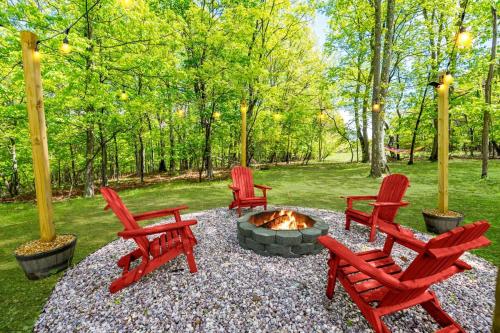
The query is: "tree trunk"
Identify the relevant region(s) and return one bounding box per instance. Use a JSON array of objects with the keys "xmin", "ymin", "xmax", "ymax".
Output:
[
  {"xmin": 409, "ymin": 80, "xmax": 429, "ymax": 165},
  {"xmin": 98, "ymin": 117, "xmax": 107, "ymax": 187},
  {"xmin": 113, "ymin": 134, "xmax": 119, "ymax": 181},
  {"xmin": 482, "ymin": 6, "xmax": 497, "ymax": 178},
  {"xmin": 361, "ymin": 64, "xmax": 373, "ymax": 163},
  {"xmin": 370, "ymin": 0, "xmax": 384, "ymax": 177},
  {"xmin": 169, "ymin": 108, "xmax": 175, "ymax": 172},
  {"xmin": 9, "ymin": 138, "xmax": 20, "ymax": 196},
  {"xmin": 84, "ymin": 126, "xmax": 94, "ymax": 197}
]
